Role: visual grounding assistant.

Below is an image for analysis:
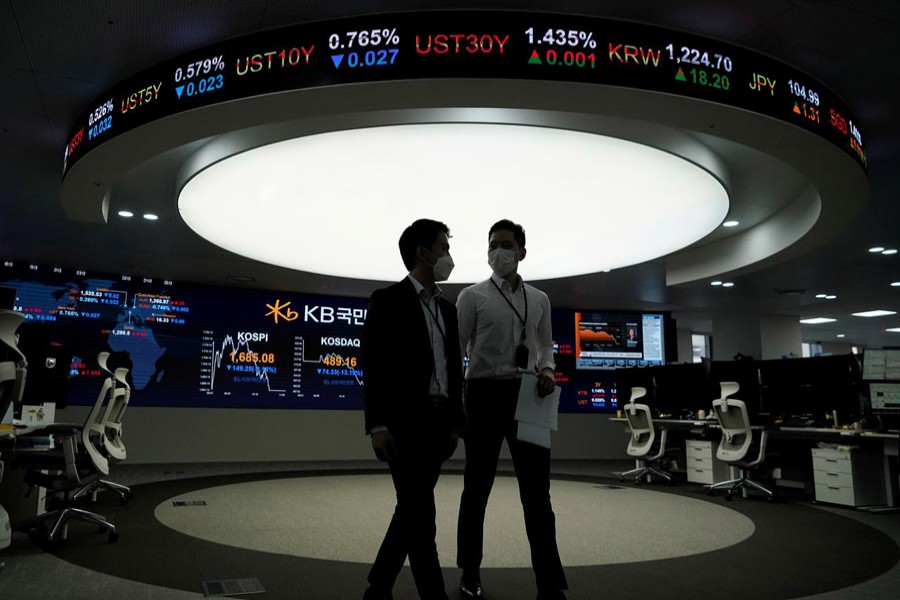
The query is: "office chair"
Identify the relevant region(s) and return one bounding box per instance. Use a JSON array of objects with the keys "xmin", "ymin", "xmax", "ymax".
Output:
[
  {"xmin": 0, "ymin": 310, "xmax": 27, "ymax": 417},
  {"xmin": 11, "ymin": 352, "xmax": 119, "ymax": 548},
  {"xmin": 617, "ymin": 386, "xmax": 673, "ymax": 484},
  {"xmin": 0, "ymin": 310, "xmax": 27, "ymax": 551},
  {"xmin": 74, "ymin": 354, "xmax": 134, "ymax": 504},
  {"xmin": 707, "ymin": 381, "xmax": 774, "ymax": 501}
]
